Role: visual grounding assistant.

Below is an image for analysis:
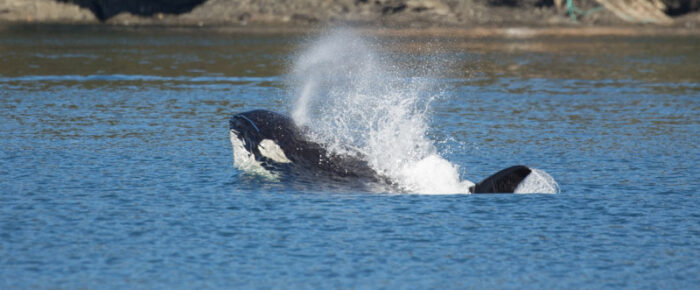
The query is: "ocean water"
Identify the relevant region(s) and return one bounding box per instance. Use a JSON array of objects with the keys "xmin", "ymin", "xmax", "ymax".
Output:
[{"xmin": 1, "ymin": 27, "xmax": 699, "ymax": 288}]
